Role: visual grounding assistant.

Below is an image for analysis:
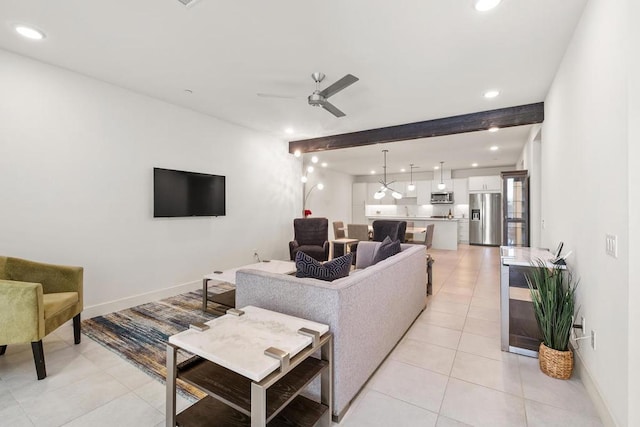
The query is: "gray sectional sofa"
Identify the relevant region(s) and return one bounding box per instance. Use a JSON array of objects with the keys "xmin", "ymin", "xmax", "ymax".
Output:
[{"xmin": 235, "ymin": 241, "xmax": 427, "ymax": 420}]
